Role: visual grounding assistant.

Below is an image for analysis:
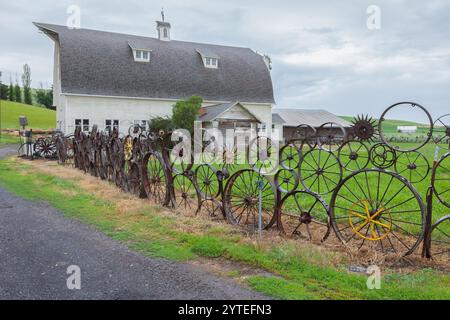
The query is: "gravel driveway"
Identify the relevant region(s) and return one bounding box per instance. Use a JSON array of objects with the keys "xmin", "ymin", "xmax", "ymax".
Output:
[{"xmin": 0, "ymin": 146, "xmax": 268, "ymax": 300}]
